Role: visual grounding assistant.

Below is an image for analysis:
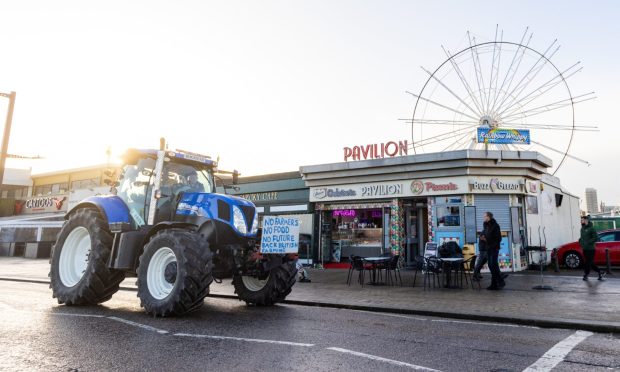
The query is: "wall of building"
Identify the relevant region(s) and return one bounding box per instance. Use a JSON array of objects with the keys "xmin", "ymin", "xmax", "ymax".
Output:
[{"xmin": 525, "ymin": 176, "xmax": 580, "ymax": 254}]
